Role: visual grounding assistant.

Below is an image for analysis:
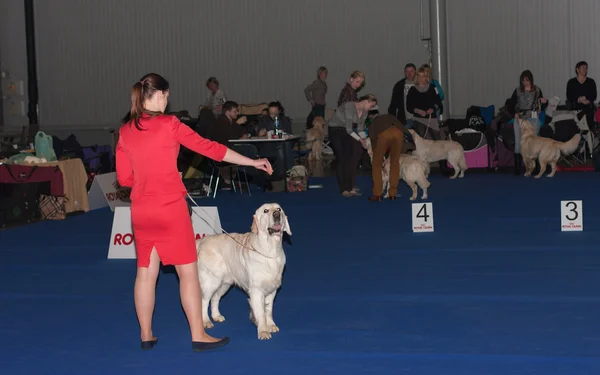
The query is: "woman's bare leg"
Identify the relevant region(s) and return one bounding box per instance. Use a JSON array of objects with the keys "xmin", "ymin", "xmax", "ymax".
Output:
[
  {"xmin": 134, "ymin": 248, "xmax": 161, "ymax": 341},
  {"xmin": 175, "ymin": 262, "xmax": 220, "ymax": 342}
]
